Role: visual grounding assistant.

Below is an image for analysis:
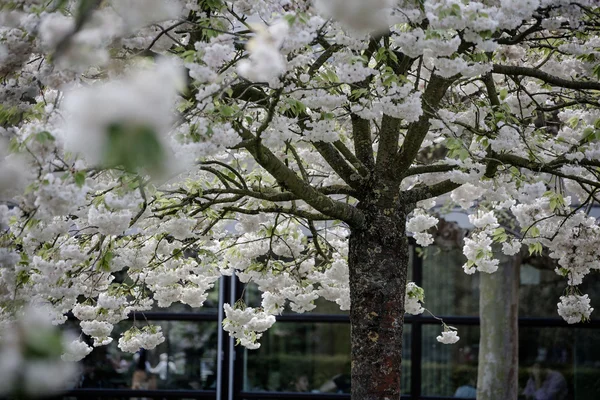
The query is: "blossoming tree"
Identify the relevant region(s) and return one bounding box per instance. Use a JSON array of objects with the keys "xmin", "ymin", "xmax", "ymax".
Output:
[{"xmin": 1, "ymin": 0, "xmax": 599, "ymax": 399}]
